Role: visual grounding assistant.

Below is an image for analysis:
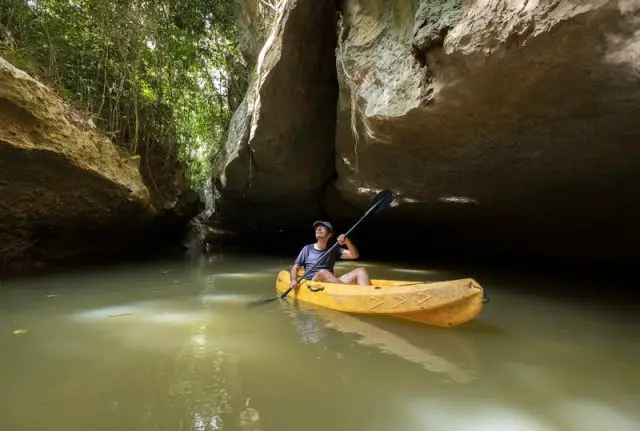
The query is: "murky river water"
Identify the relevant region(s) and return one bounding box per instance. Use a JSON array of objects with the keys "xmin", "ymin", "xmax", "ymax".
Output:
[{"xmin": 0, "ymin": 252, "xmax": 638, "ymax": 431}]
